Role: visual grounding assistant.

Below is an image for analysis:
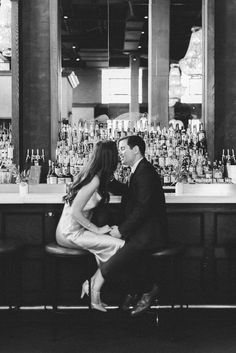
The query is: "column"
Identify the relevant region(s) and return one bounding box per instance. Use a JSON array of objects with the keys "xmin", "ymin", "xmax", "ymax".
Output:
[
  {"xmin": 214, "ymin": 0, "xmax": 236, "ymax": 160},
  {"xmin": 129, "ymin": 53, "xmax": 140, "ymax": 118},
  {"xmin": 148, "ymin": 0, "xmax": 170, "ymax": 127},
  {"xmin": 19, "ymin": 0, "xmax": 61, "ymax": 165}
]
